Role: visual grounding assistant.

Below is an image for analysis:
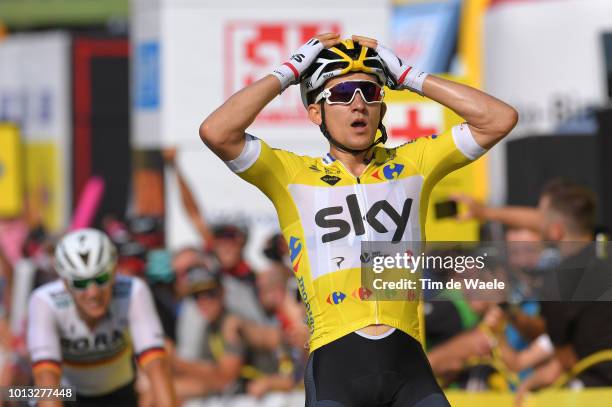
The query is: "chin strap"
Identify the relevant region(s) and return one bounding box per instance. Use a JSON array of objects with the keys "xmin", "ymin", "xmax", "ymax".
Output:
[{"xmin": 319, "ymin": 103, "xmax": 388, "ymax": 156}]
